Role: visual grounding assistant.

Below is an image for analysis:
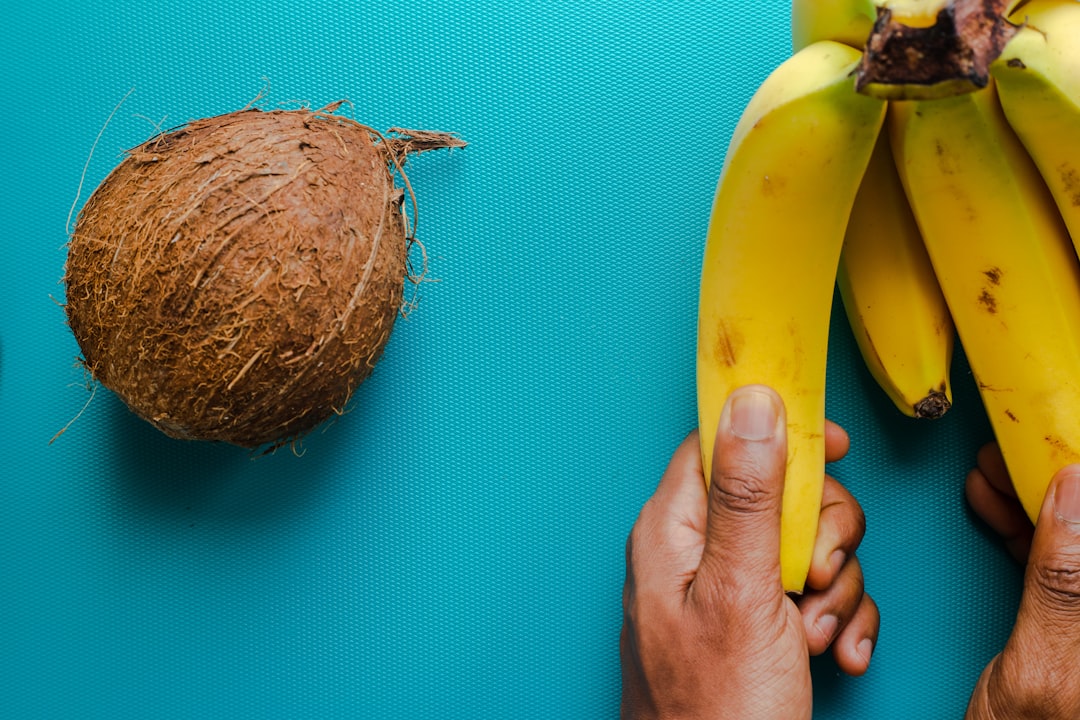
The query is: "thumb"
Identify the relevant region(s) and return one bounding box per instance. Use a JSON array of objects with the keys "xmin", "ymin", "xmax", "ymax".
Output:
[
  {"xmin": 1010, "ymin": 465, "xmax": 1080, "ymax": 657},
  {"xmin": 697, "ymin": 384, "xmax": 787, "ymax": 592}
]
